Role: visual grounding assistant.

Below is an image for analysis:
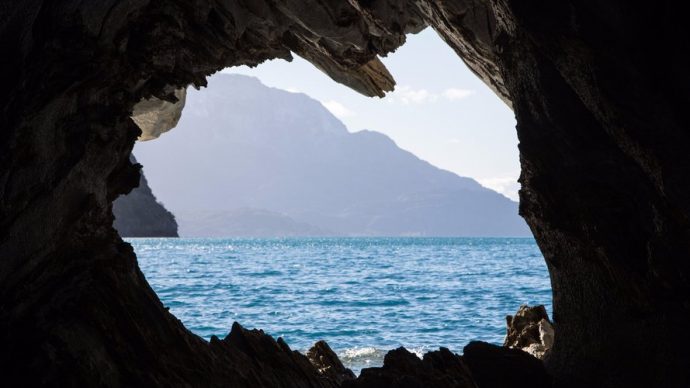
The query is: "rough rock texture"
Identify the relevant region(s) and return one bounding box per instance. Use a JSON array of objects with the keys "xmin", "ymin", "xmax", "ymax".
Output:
[
  {"xmin": 307, "ymin": 340, "xmax": 356, "ymax": 385},
  {"xmin": 345, "ymin": 344, "xmax": 550, "ymax": 388},
  {"xmin": 112, "ymin": 155, "xmax": 178, "ymax": 237},
  {"xmin": 344, "ymin": 347, "xmax": 477, "ymax": 388},
  {"xmin": 208, "ymin": 323, "xmax": 341, "ymax": 387},
  {"xmin": 463, "ymin": 341, "xmax": 551, "ymax": 388},
  {"xmin": 503, "ymin": 305, "xmax": 554, "ymax": 360},
  {"xmin": 132, "ymin": 87, "xmax": 187, "ymax": 141},
  {"xmin": 0, "ymin": 2, "xmax": 418, "ymax": 385},
  {"xmin": 1, "ymin": 1, "xmax": 690, "ymax": 387},
  {"xmin": 491, "ymin": 4, "xmax": 690, "ymax": 386}
]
